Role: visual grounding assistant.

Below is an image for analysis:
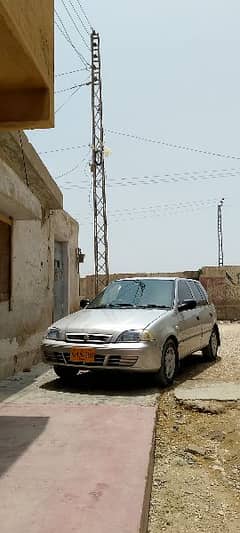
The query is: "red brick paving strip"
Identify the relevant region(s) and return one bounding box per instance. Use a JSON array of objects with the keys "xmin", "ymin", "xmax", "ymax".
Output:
[{"xmin": 0, "ymin": 404, "xmax": 156, "ymax": 533}]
